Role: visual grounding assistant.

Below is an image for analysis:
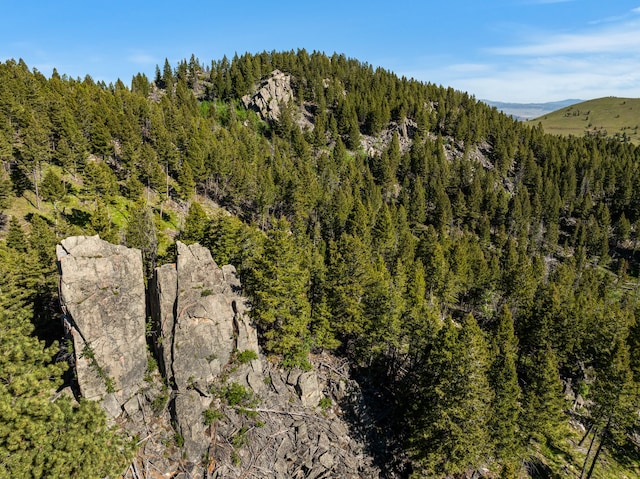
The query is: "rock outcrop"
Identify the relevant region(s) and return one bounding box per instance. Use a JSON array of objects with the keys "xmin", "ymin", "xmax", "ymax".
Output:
[
  {"xmin": 242, "ymin": 69, "xmax": 294, "ymax": 122},
  {"xmin": 58, "ymin": 237, "xmax": 385, "ymax": 478},
  {"xmin": 57, "ymin": 236, "xmax": 147, "ymax": 416},
  {"xmin": 150, "ymin": 241, "xmax": 261, "ymax": 462}
]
